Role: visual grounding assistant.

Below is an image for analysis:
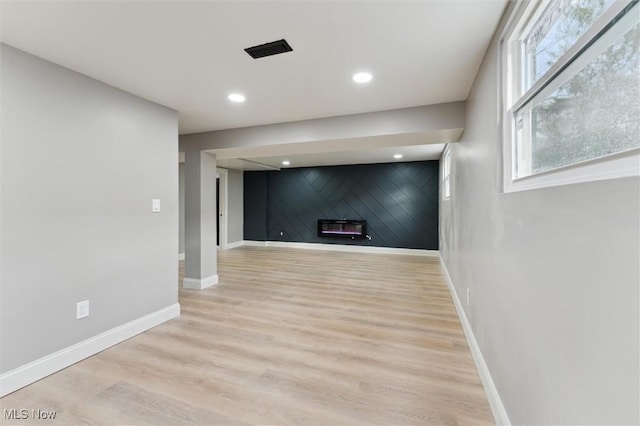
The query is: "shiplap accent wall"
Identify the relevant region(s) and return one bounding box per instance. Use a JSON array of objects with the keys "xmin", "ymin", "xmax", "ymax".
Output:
[{"xmin": 244, "ymin": 161, "xmax": 439, "ymax": 249}]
